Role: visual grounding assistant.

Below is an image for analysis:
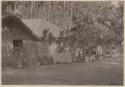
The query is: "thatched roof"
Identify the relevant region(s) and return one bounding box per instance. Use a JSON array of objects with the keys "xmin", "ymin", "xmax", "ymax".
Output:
[
  {"xmin": 22, "ymin": 19, "xmax": 62, "ymax": 37},
  {"xmin": 2, "ymin": 14, "xmax": 41, "ymax": 41},
  {"xmin": 2, "ymin": 14, "xmax": 62, "ymax": 41}
]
